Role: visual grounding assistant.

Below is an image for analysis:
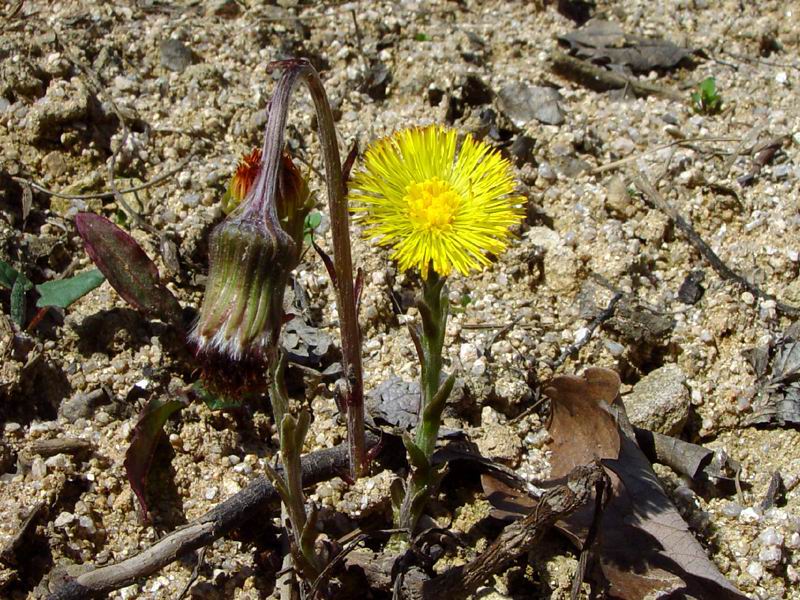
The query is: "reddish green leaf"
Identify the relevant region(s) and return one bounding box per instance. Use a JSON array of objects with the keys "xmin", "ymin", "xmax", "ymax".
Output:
[
  {"xmin": 74, "ymin": 213, "xmax": 181, "ymax": 321},
  {"xmin": 124, "ymin": 396, "xmax": 185, "ymax": 519}
]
